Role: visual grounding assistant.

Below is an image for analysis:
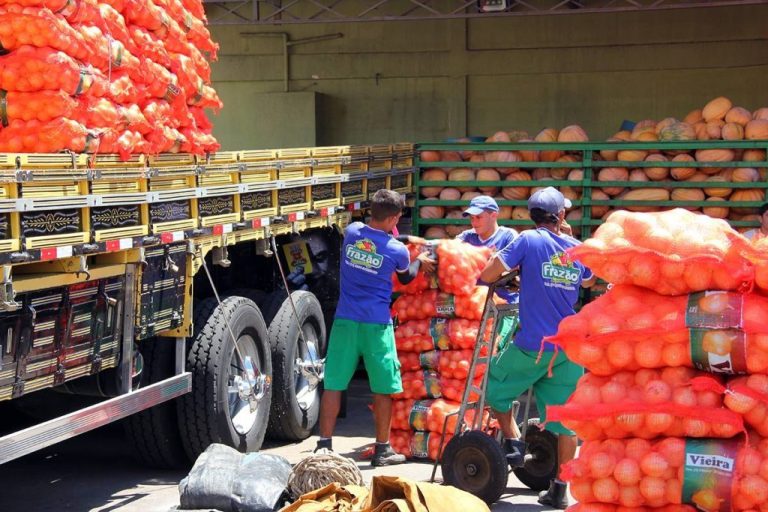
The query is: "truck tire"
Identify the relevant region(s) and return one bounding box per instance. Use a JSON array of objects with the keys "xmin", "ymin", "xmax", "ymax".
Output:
[
  {"xmin": 266, "ymin": 291, "xmax": 326, "ymax": 441},
  {"xmin": 124, "ymin": 338, "xmax": 190, "ymax": 468},
  {"xmin": 226, "ymin": 288, "xmax": 267, "ymax": 309},
  {"xmin": 178, "ymin": 296, "xmax": 272, "ymax": 461},
  {"xmin": 260, "ymin": 289, "xmax": 289, "ymax": 327}
]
